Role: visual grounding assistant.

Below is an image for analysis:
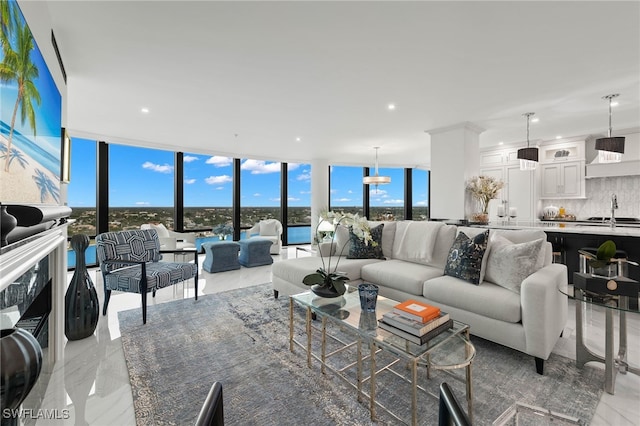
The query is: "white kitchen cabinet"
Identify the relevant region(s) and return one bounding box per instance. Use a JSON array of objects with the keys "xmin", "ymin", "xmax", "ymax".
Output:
[
  {"xmin": 479, "ymin": 163, "xmax": 535, "ymax": 222},
  {"xmin": 540, "ymin": 161, "xmax": 585, "ymax": 198}
]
